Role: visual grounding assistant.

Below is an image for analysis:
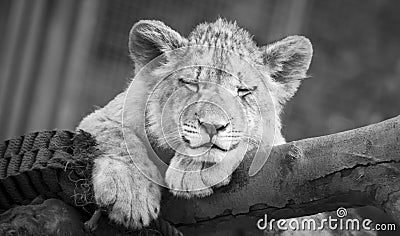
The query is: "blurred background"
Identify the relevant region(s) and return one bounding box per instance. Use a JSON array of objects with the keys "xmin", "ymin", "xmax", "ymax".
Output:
[
  {"xmin": 0, "ymin": 0, "xmax": 399, "ymax": 234},
  {"xmin": 1, "ymin": 0, "xmax": 400, "ymax": 141}
]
